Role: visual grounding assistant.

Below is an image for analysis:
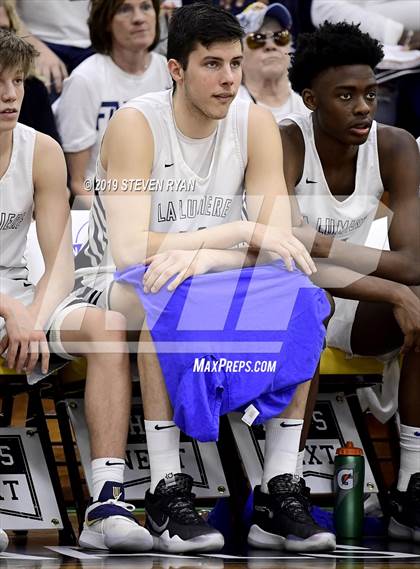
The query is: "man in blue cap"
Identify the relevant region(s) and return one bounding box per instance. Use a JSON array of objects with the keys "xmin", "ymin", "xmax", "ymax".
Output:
[{"xmin": 236, "ymin": 2, "xmax": 309, "ymax": 122}]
